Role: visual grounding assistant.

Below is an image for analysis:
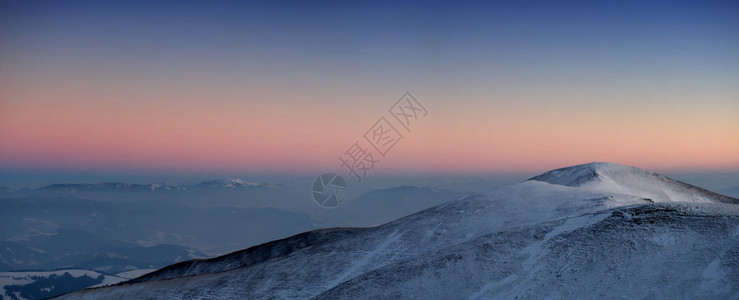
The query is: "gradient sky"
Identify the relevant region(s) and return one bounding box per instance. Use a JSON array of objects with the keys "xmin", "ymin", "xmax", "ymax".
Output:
[{"xmin": 1, "ymin": 0, "xmax": 738, "ymax": 182}]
